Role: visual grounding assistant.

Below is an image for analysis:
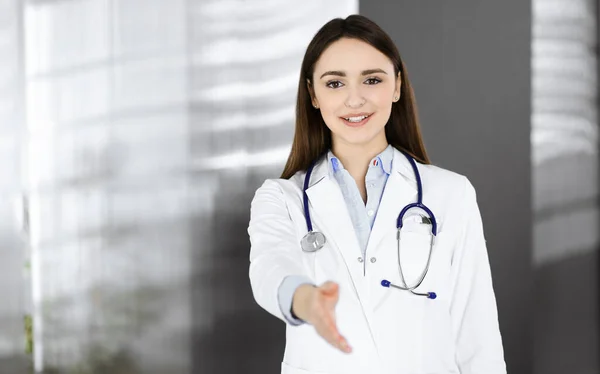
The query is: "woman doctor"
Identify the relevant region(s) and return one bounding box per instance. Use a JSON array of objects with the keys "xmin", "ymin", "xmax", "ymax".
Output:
[{"xmin": 248, "ymin": 15, "xmax": 506, "ymax": 374}]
